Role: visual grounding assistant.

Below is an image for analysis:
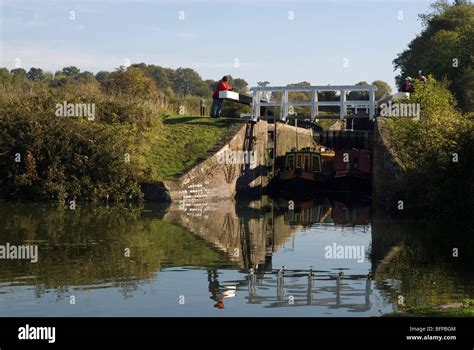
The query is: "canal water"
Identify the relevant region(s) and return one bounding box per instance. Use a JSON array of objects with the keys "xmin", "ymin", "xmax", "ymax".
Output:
[{"xmin": 0, "ymin": 198, "xmax": 472, "ymax": 317}]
